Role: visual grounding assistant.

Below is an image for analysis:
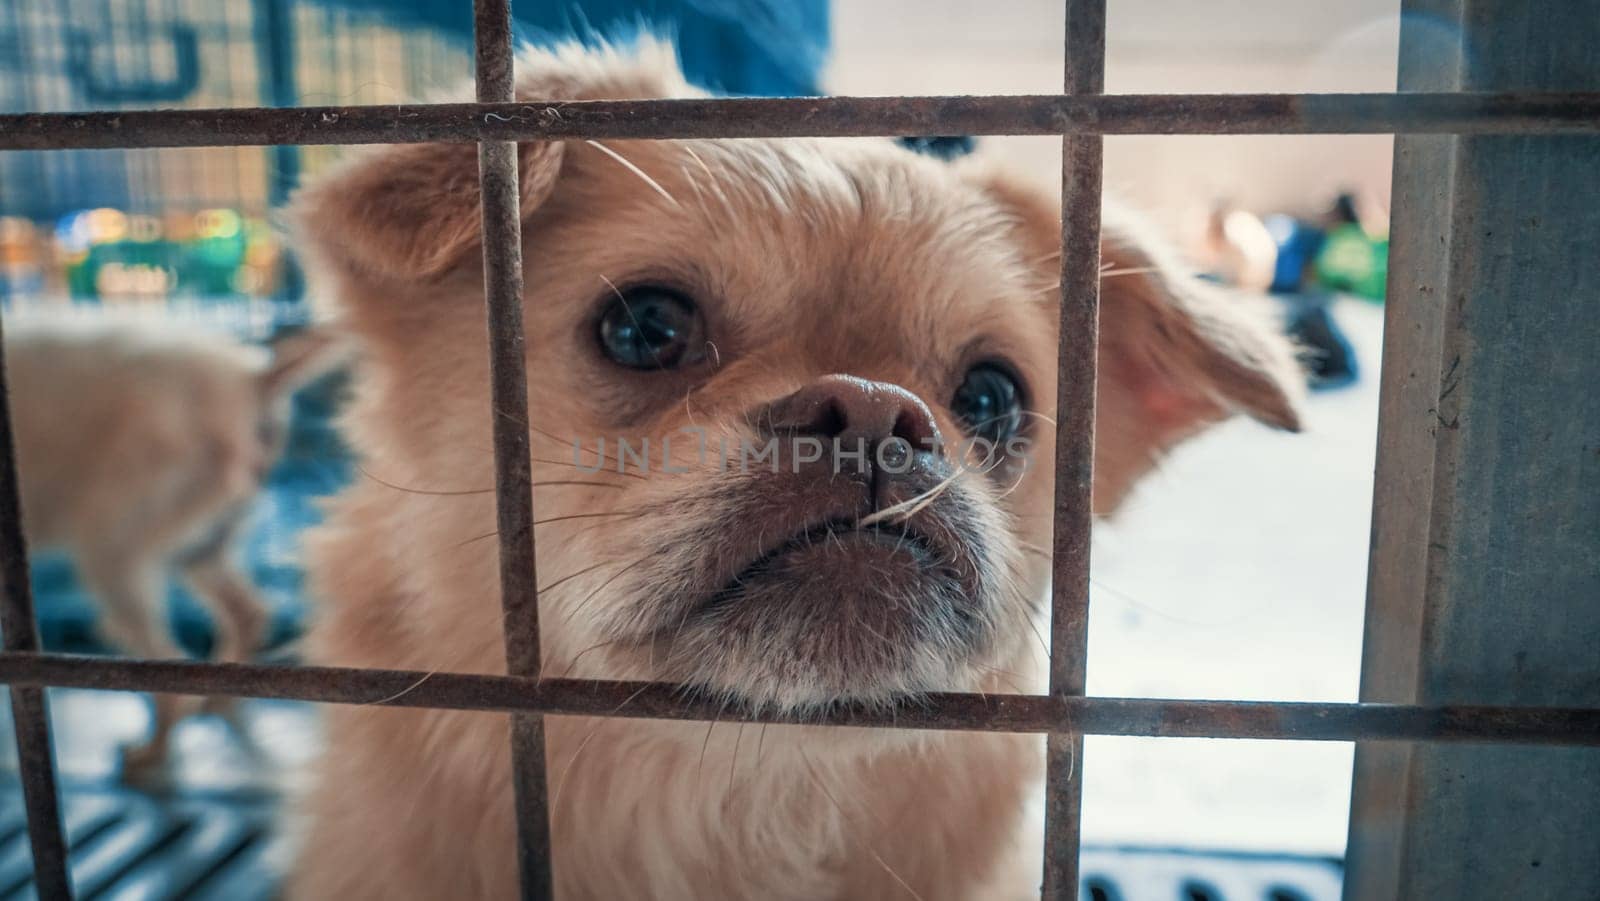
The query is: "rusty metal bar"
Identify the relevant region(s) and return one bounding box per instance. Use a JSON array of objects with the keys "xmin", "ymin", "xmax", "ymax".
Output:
[
  {"xmin": 1, "ymin": 653, "xmax": 1598, "ymax": 745},
  {"xmin": 0, "ymin": 319, "xmax": 73, "ymax": 899},
  {"xmin": 1043, "ymin": 1, "xmax": 1106, "ymax": 898},
  {"xmin": 471, "ymin": 1, "xmax": 552, "ymax": 898},
  {"xmin": 1, "ymin": 92, "xmax": 1598, "ymax": 150}
]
